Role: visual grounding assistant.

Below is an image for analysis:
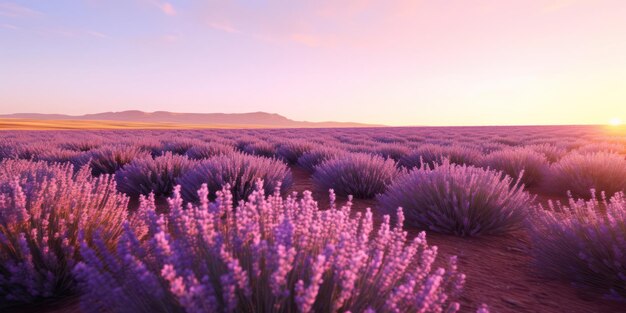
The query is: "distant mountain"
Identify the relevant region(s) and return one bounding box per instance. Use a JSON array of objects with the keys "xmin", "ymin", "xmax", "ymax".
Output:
[{"xmin": 0, "ymin": 111, "xmax": 382, "ymax": 128}]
